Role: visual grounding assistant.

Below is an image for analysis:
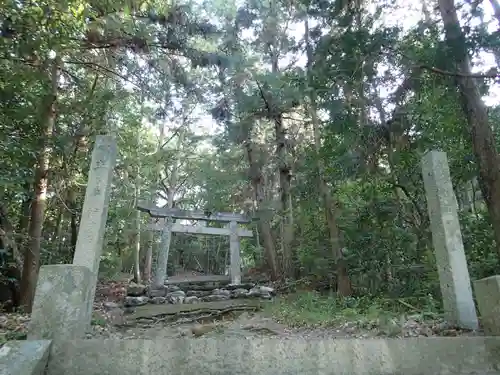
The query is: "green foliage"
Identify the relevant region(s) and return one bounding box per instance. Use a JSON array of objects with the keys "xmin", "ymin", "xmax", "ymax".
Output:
[
  {"xmin": 461, "ymin": 210, "xmax": 499, "ymax": 279},
  {"xmin": 0, "ymin": 0, "xmax": 498, "ymax": 325},
  {"xmin": 265, "ymin": 291, "xmax": 441, "ymax": 328}
]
